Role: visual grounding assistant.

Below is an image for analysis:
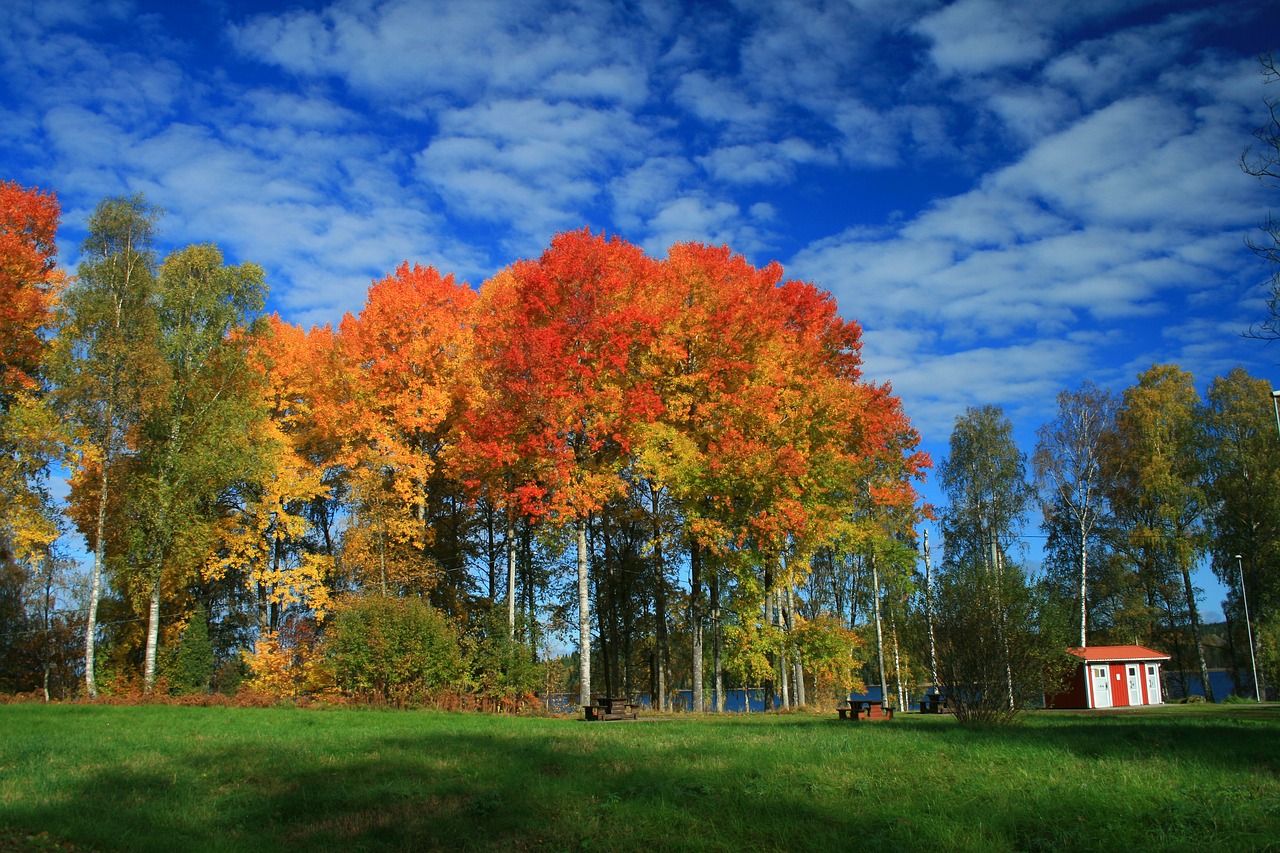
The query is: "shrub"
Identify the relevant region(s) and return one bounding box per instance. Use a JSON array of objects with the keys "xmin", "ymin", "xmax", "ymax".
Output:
[
  {"xmin": 464, "ymin": 611, "xmax": 543, "ymax": 711},
  {"xmin": 933, "ymin": 557, "xmax": 1073, "ymax": 725},
  {"xmin": 326, "ymin": 593, "xmax": 466, "ymax": 702}
]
